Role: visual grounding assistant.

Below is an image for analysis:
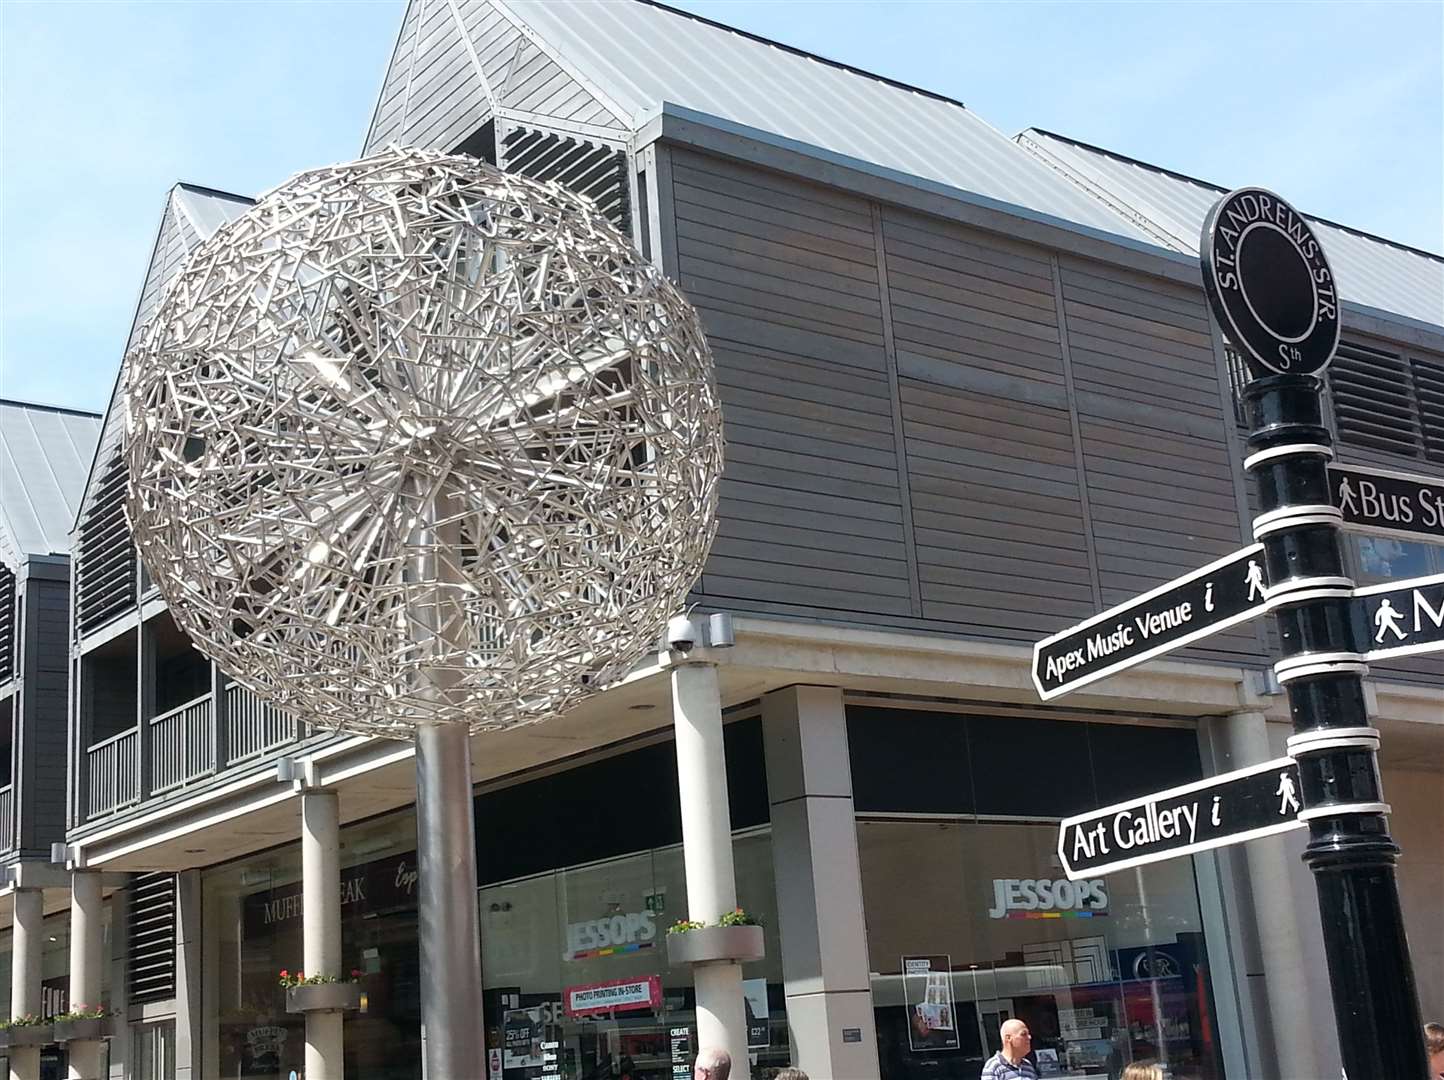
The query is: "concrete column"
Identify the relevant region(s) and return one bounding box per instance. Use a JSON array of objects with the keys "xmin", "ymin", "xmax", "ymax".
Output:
[
  {"xmin": 175, "ymin": 871, "xmax": 203, "ymax": 1080},
  {"xmin": 67, "ymin": 872, "xmax": 106, "ymax": 1080},
  {"xmin": 761, "ymin": 686, "xmax": 880, "ymax": 1080},
  {"xmin": 302, "ymin": 788, "xmax": 344, "ymax": 1079},
  {"xmin": 671, "ymin": 659, "xmax": 749, "ymax": 1079},
  {"xmin": 10, "ymin": 887, "xmax": 43, "ymax": 1080},
  {"xmin": 1204, "ymin": 709, "xmax": 1323, "ymax": 1080}
]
